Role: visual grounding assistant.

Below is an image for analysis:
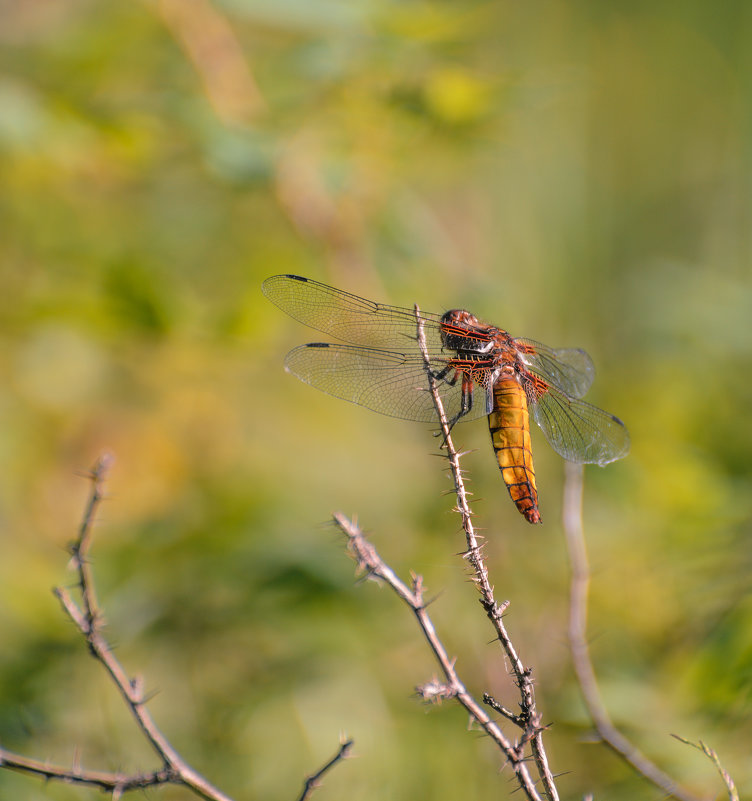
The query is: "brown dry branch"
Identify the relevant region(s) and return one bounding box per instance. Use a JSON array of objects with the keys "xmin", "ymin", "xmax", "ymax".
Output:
[
  {"xmin": 333, "ymin": 513, "xmax": 547, "ymax": 801},
  {"xmin": 0, "ymin": 751, "xmax": 173, "ymax": 798},
  {"xmin": 562, "ymin": 461, "xmax": 708, "ymax": 801},
  {"xmin": 297, "ymin": 737, "xmax": 354, "ymax": 801},
  {"xmin": 0, "ymin": 454, "xmax": 351, "ymax": 801},
  {"xmin": 334, "ymin": 305, "xmax": 561, "ymax": 801},
  {"xmin": 414, "ymin": 305, "xmax": 559, "ymax": 801}
]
